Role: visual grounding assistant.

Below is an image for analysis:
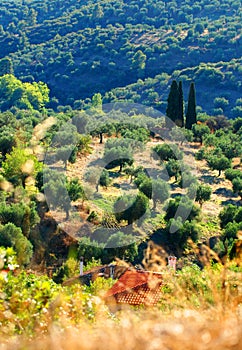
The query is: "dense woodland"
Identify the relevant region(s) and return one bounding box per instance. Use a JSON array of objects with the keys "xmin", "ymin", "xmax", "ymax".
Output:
[
  {"xmin": 0, "ymin": 0, "xmax": 241, "ymax": 116},
  {"xmin": 0, "ymin": 0, "xmax": 241, "ymax": 347}
]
